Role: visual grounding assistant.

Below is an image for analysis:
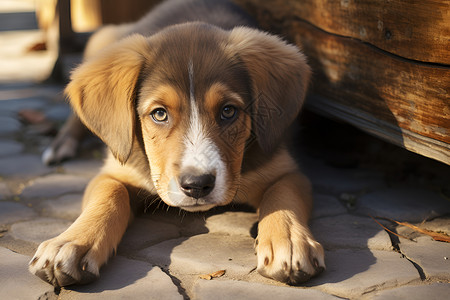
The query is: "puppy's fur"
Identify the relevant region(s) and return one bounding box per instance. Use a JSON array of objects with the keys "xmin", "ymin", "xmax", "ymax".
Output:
[{"xmin": 31, "ymin": 0, "xmax": 325, "ymax": 286}]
